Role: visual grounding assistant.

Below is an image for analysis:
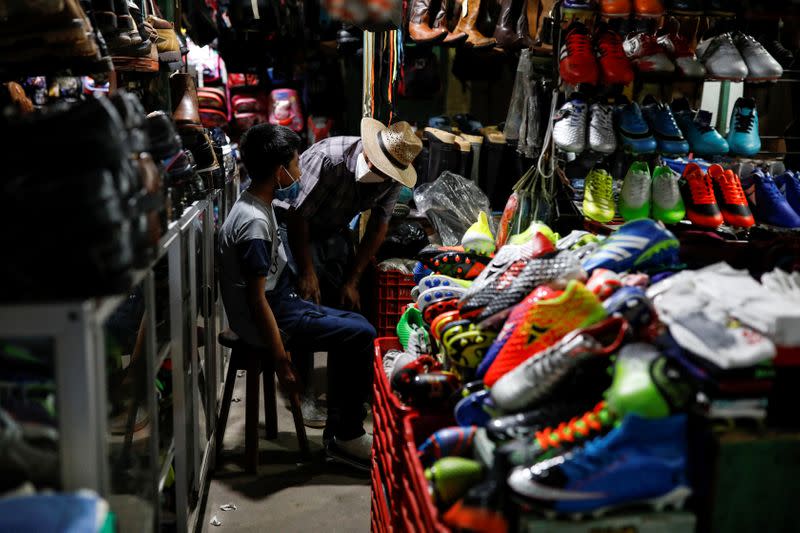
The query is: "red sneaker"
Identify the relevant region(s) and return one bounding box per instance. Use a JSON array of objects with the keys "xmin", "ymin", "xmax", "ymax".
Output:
[
  {"xmin": 560, "ymin": 22, "xmax": 599, "ymax": 85},
  {"xmin": 709, "ymin": 165, "xmax": 755, "ymax": 228},
  {"xmin": 678, "ymin": 163, "xmax": 724, "ymax": 228},
  {"xmin": 596, "ymin": 27, "xmax": 634, "ymax": 85}
]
